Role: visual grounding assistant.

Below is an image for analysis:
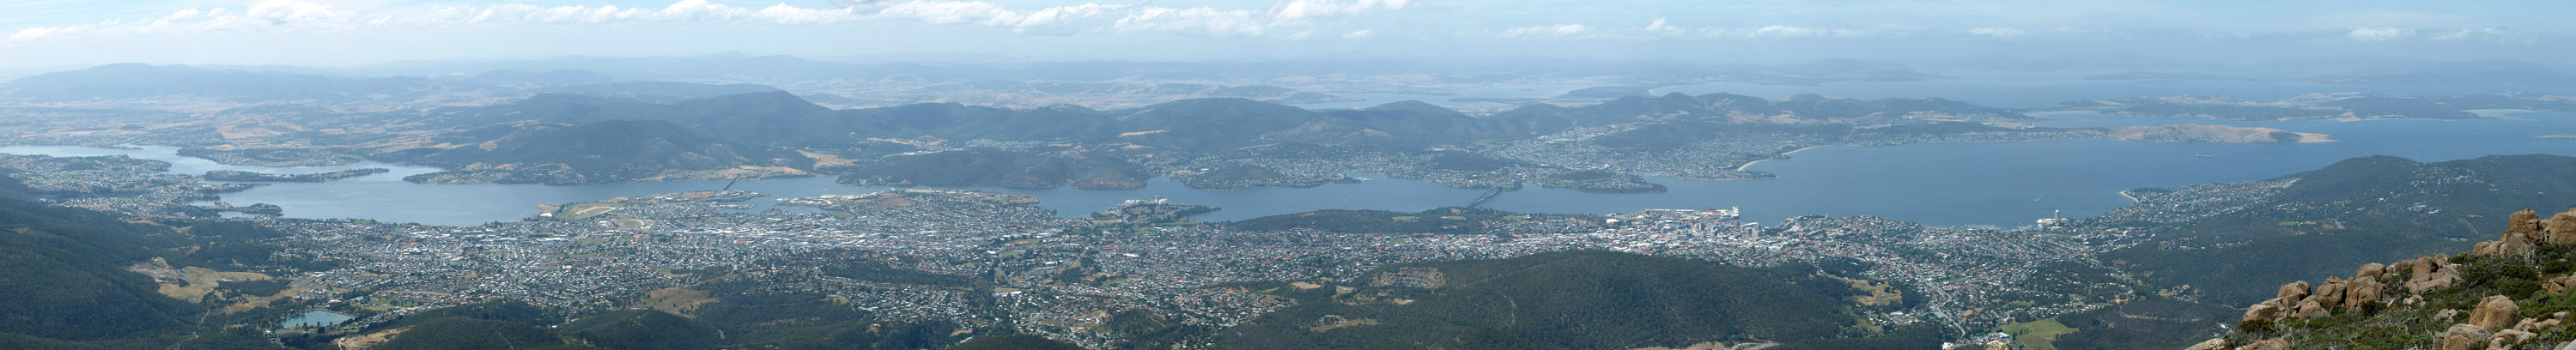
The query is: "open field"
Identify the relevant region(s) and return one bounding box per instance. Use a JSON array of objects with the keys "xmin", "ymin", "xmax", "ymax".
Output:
[{"xmin": 1997, "ymin": 318, "xmax": 2075, "ymax": 350}]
